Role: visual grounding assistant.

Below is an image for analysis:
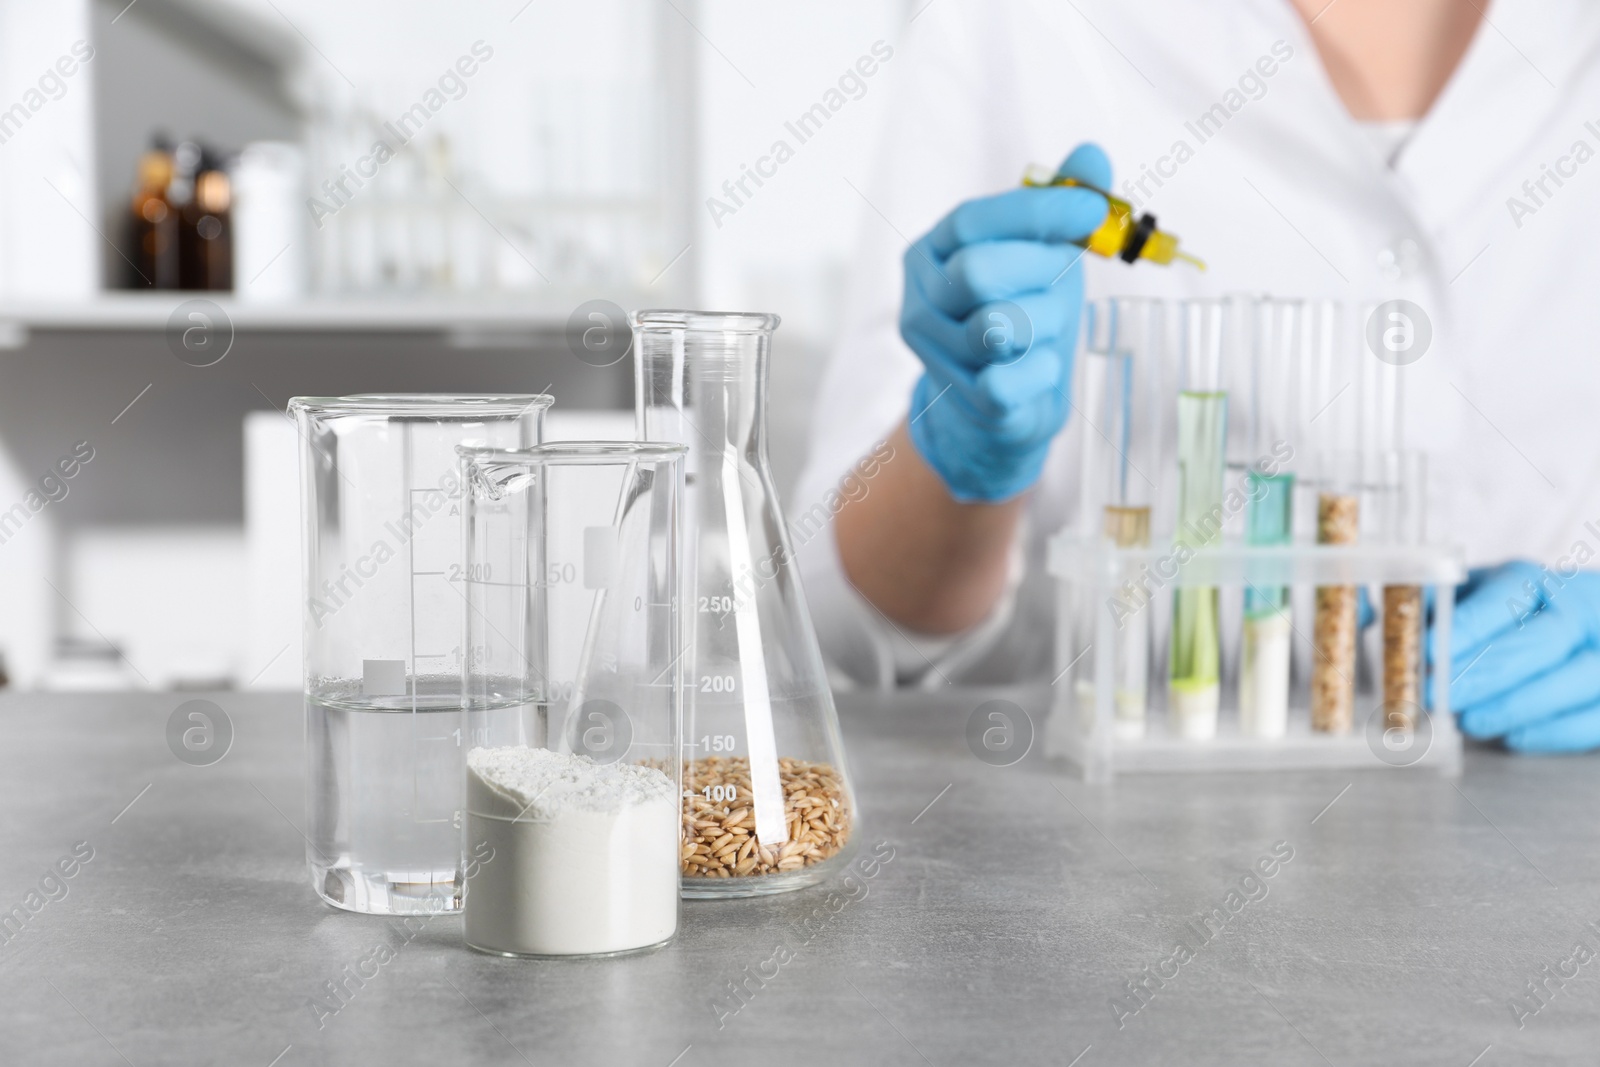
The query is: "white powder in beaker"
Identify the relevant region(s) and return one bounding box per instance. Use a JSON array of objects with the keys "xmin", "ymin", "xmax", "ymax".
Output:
[{"xmin": 463, "ymin": 746, "xmax": 679, "ymax": 957}]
